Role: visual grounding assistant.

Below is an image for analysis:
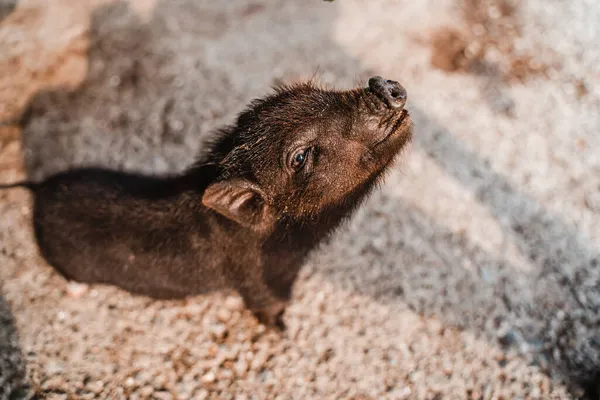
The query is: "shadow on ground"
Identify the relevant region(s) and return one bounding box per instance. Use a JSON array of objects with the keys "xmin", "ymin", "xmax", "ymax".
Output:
[
  {"xmin": 0, "ymin": 0, "xmax": 17, "ymax": 22},
  {"xmin": 11, "ymin": 0, "xmax": 600, "ymax": 398},
  {"xmin": 0, "ymin": 294, "xmax": 29, "ymax": 400}
]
